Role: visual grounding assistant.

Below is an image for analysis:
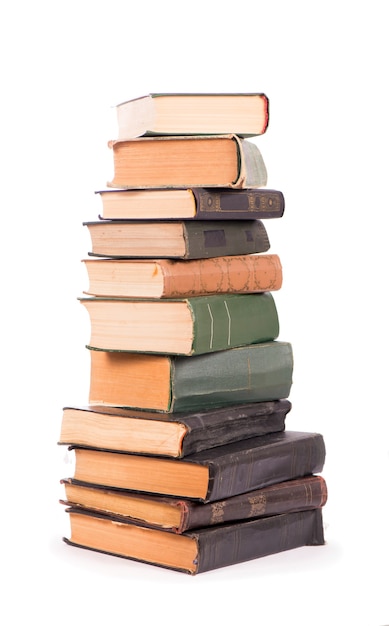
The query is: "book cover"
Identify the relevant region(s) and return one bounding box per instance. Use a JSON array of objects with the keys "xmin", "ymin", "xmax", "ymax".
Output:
[
  {"xmin": 68, "ymin": 430, "xmax": 326, "ymax": 502},
  {"xmin": 63, "ymin": 507, "xmax": 325, "ymax": 575},
  {"xmin": 96, "ymin": 187, "xmax": 285, "ymax": 221},
  {"xmin": 80, "ymin": 292, "xmax": 280, "ymax": 355},
  {"xmin": 60, "ymin": 474, "xmax": 327, "ymax": 533},
  {"xmin": 107, "ymin": 135, "xmax": 267, "ymax": 189},
  {"xmin": 58, "ymin": 399, "xmax": 291, "ymax": 458},
  {"xmin": 88, "ymin": 340, "xmax": 294, "ymax": 412},
  {"xmin": 82, "ymin": 253, "xmax": 283, "ymax": 299},
  {"xmin": 84, "ymin": 218, "xmax": 271, "ymax": 259}
]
